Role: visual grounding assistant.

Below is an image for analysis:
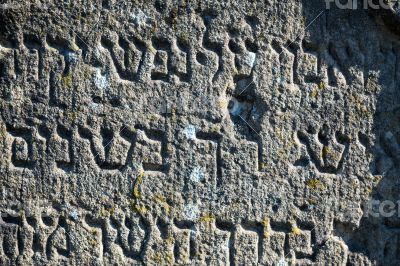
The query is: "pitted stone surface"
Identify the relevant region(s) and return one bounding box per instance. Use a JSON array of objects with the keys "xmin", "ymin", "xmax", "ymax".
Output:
[{"xmin": 0, "ymin": 0, "xmax": 400, "ymax": 265}]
